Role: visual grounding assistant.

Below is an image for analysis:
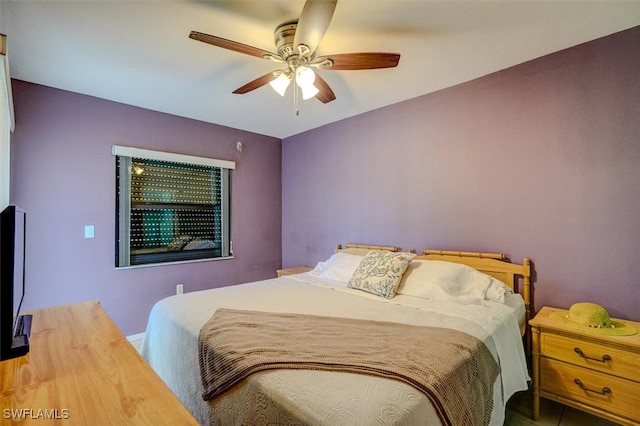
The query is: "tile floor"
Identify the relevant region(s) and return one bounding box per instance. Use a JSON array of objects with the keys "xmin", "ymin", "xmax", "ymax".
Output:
[
  {"xmin": 505, "ymin": 388, "xmax": 620, "ymax": 426},
  {"xmin": 129, "ymin": 336, "xmax": 620, "ymax": 426}
]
